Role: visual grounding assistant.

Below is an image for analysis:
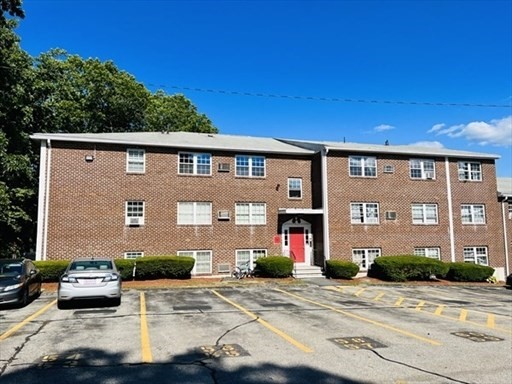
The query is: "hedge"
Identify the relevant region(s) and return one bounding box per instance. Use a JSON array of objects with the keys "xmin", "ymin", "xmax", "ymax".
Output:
[
  {"xmin": 133, "ymin": 256, "xmax": 195, "ymax": 280},
  {"xmin": 446, "ymin": 262, "xmax": 494, "ymax": 282},
  {"xmin": 33, "ymin": 260, "xmax": 69, "ymax": 282},
  {"xmin": 255, "ymin": 256, "xmax": 293, "ymax": 278},
  {"xmin": 114, "ymin": 259, "xmax": 136, "ymax": 280},
  {"xmin": 325, "ymin": 260, "xmax": 359, "ymax": 279},
  {"xmin": 368, "ymin": 255, "xmax": 449, "ymax": 282}
]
